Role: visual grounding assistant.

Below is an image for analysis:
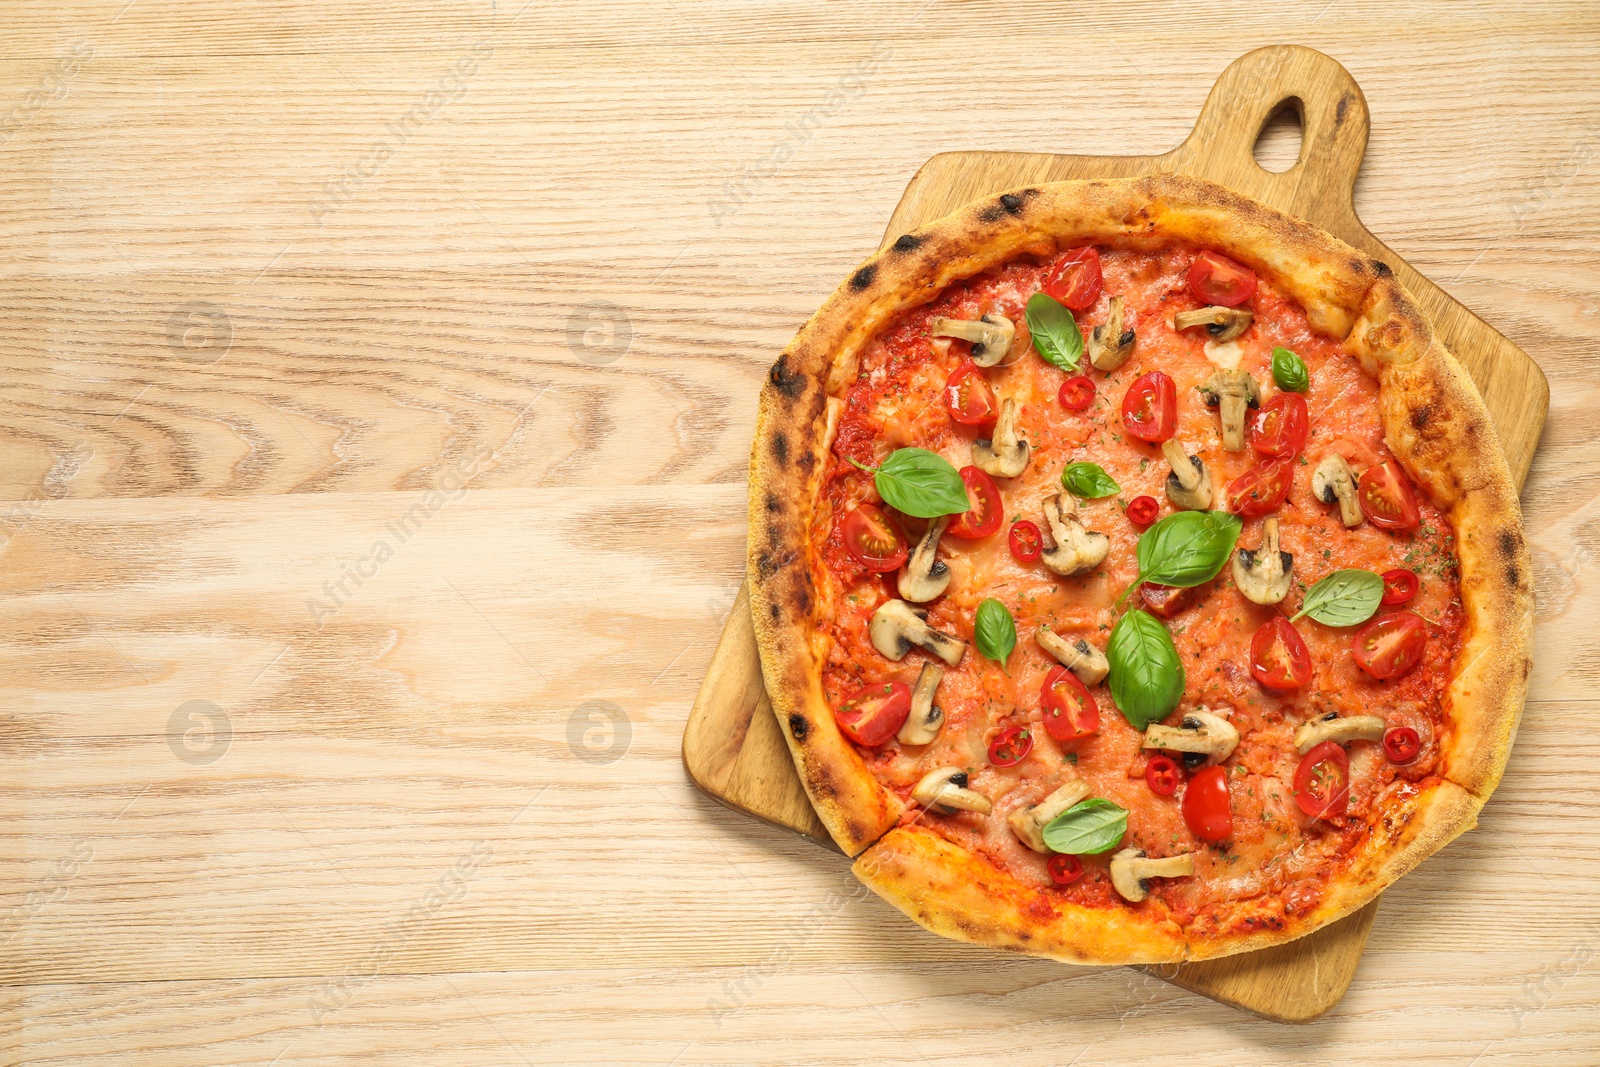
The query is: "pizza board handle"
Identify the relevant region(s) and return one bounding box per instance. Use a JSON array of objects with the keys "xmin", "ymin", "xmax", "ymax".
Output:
[
  {"xmin": 1166, "ymin": 44, "xmax": 1370, "ymax": 227},
  {"xmin": 1162, "ymin": 46, "xmax": 1548, "ymax": 484}
]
